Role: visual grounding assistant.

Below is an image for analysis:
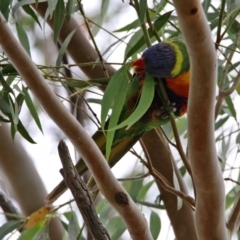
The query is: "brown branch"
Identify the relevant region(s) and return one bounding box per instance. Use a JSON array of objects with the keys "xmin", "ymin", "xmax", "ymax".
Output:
[
  {"xmin": 0, "ymin": 192, "xmax": 19, "ymax": 221},
  {"xmin": 141, "ymin": 129, "xmax": 198, "ymax": 240},
  {"xmin": 0, "ymin": 13, "xmax": 152, "ymax": 240},
  {"xmin": 58, "ymin": 140, "xmax": 110, "ymax": 240},
  {"xmin": 169, "ymin": 115, "xmax": 192, "ymax": 177},
  {"xmin": 173, "ymin": 1, "xmax": 227, "ymax": 239}
]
